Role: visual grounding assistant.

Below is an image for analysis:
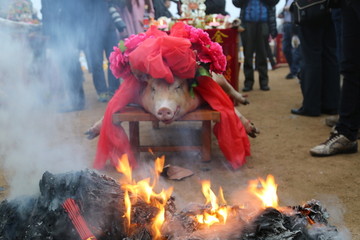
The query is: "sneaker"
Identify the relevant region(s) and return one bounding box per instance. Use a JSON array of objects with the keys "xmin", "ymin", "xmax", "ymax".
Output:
[{"xmin": 310, "ymin": 132, "xmax": 358, "ymax": 157}]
